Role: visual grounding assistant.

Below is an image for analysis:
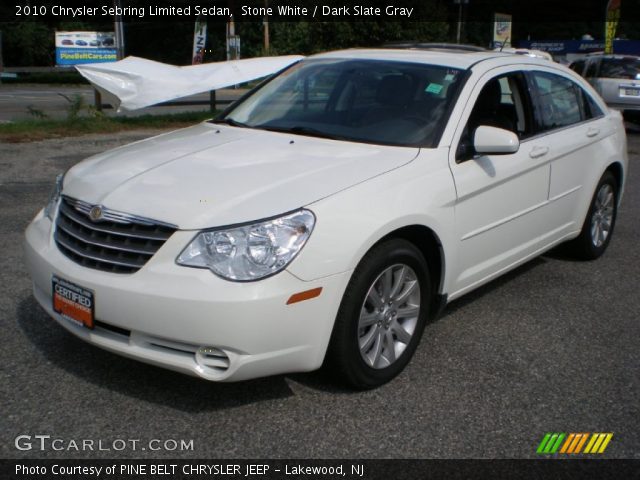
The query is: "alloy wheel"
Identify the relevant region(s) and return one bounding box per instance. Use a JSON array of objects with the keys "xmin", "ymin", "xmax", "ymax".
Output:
[{"xmin": 357, "ymin": 264, "xmax": 421, "ymax": 369}]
